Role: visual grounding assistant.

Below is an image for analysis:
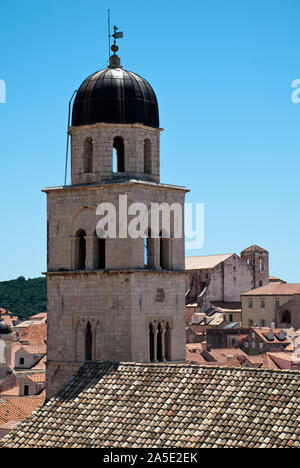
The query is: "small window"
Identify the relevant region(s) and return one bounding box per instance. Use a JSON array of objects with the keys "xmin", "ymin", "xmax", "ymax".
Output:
[
  {"xmin": 24, "ymin": 385, "xmax": 29, "ymax": 396},
  {"xmin": 259, "ymin": 258, "xmax": 264, "ymax": 271},
  {"xmin": 275, "ymin": 299, "xmax": 280, "ymax": 308},
  {"xmin": 249, "ymin": 319, "xmax": 254, "ymax": 326},
  {"xmin": 19, "ymin": 357, "xmax": 24, "ymax": 365},
  {"xmin": 248, "ymin": 300, "xmax": 253, "ymax": 309},
  {"xmin": 261, "ymin": 300, "xmax": 265, "ymax": 309},
  {"xmin": 113, "ymin": 137, "xmax": 125, "ymax": 172},
  {"xmin": 229, "ymin": 314, "xmax": 233, "ymax": 322},
  {"xmin": 76, "ymin": 229, "xmax": 86, "ymax": 270},
  {"xmin": 261, "ymin": 320, "xmax": 266, "ymax": 327},
  {"xmin": 259, "ymin": 280, "xmax": 263, "ymax": 287}
]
